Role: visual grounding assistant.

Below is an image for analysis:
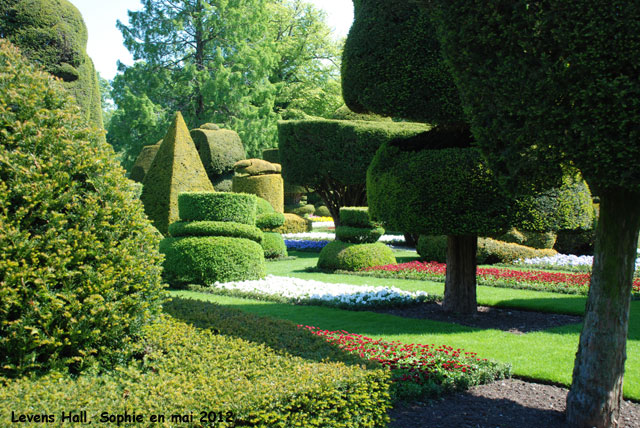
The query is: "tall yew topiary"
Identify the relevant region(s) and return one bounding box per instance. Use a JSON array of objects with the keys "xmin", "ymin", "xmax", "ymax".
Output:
[
  {"xmin": 343, "ymin": 1, "xmax": 509, "ymax": 314},
  {"xmin": 0, "ymin": 40, "xmax": 166, "ymax": 376},
  {"xmin": 430, "ymin": 1, "xmax": 640, "ymax": 425}
]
